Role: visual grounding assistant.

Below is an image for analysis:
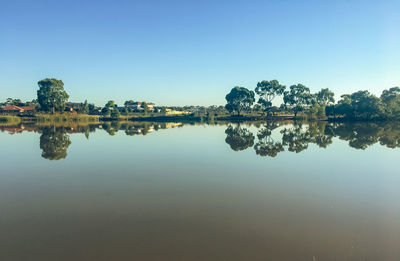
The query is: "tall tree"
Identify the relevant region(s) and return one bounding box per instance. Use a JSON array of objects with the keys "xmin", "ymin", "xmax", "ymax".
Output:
[
  {"xmin": 350, "ymin": 90, "xmax": 383, "ymax": 119},
  {"xmin": 255, "ymin": 80, "xmax": 286, "ymax": 116},
  {"xmin": 37, "ymin": 78, "xmax": 69, "ymax": 114},
  {"xmin": 225, "ymin": 86, "xmax": 255, "ymax": 116},
  {"xmin": 80, "ymin": 100, "xmax": 89, "ymax": 114},
  {"xmin": 335, "ymin": 94, "xmax": 353, "ymax": 118},
  {"xmin": 381, "ymin": 87, "xmax": 400, "ymax": 119},
  {"xmin": 316, "ymin": 88, "xmax": 335, "ymax": 105},
  {"xmin": 283, "ymin": 84, "xmax": 312, "ymax": 117},
  {"xmin": 105, "ymin": 100, "xmax": 117, "ymax": 108}
]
